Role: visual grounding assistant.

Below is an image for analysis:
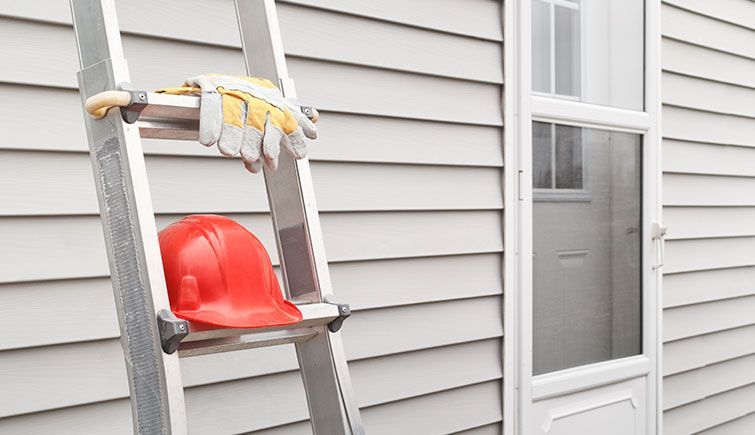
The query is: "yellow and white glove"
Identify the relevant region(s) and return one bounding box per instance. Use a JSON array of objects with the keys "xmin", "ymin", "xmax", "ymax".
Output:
[{"xmin": 157, "ymin": 75, "xmax": 317, "ymax": 173}]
